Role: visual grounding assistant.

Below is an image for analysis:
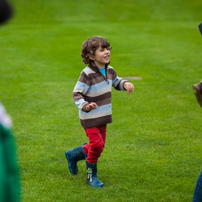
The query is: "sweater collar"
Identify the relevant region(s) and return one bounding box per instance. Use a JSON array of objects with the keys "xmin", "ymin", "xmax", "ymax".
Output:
[{"xmin": 89, "ymin": 61, "xmax": 110, "ymax": 72}]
